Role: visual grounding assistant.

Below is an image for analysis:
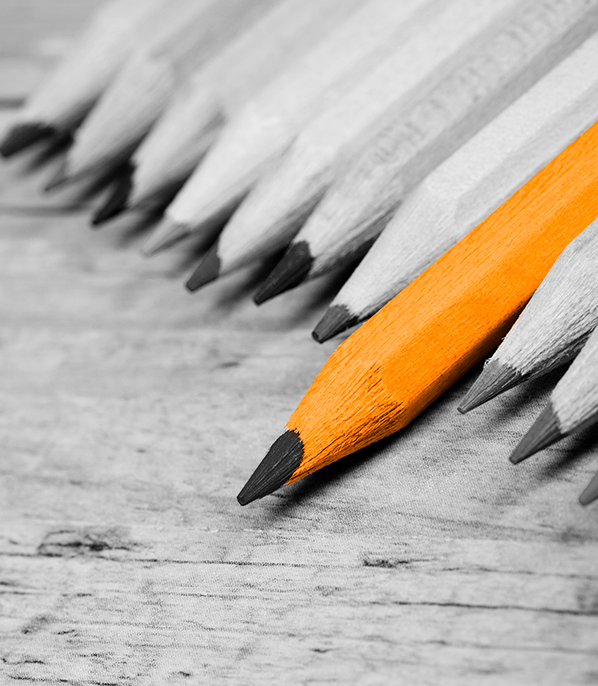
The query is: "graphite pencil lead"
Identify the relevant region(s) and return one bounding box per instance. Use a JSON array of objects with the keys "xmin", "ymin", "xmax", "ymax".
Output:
[
  {"xmin": 312, "ymin": 304, "xmax": 358, "ymax": 344},
  {"xmin": 0, "ymin": 122, "xmax": 56, "ymax": 158},
  {"xmin": 237, "ymin": 430, "xmax": 303, "ymax": 505},
  {"xmin": 579, "ymin": 472, "xmax": 598, "ymax": 506},
  {"xmin": 458, "ymin": 359, "xmax": 522, "ymax": 414},
  {"xmin": 510, "ymin": 403, "xmax": 563, "ymax": 464},
  {"xmin": 254, "ymin": 242, "xmax": 314, "ymax": 305},
  {"xmin": 44, "ymin": 160, "xmax": 70, "ymax": 192},
  {"xmin": 91, "ymin": 163, "xmax": 134, "ymax": 226},
  {"xmin": 141, "ymin": 216, "xmax": 193, "ymax": 257},
  {"xmin": 186, "ymin": 244, "xmax": 220, "ymax": 292}
]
